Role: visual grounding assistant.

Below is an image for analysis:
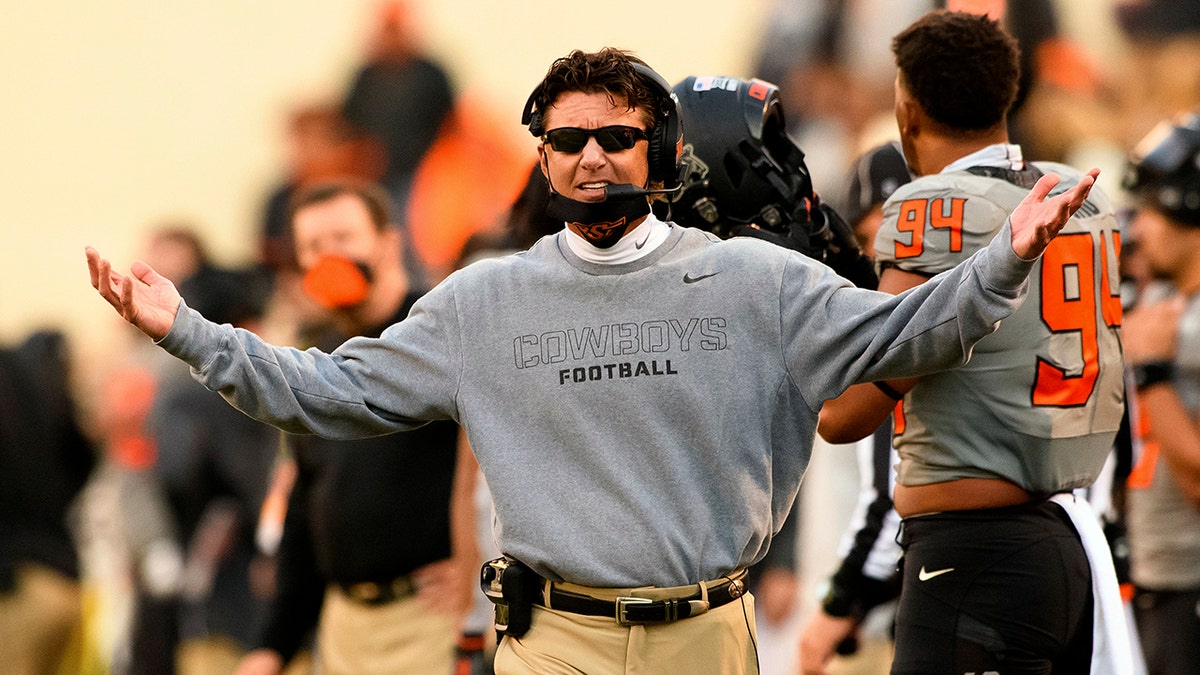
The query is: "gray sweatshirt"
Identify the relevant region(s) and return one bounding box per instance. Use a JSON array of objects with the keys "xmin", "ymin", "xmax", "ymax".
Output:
[{"xmin": 160, "ymin": 224, "xmax": 1033, "ymax": 587}]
